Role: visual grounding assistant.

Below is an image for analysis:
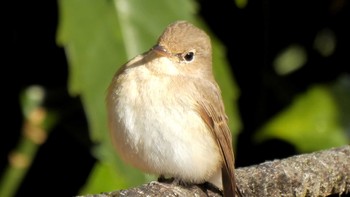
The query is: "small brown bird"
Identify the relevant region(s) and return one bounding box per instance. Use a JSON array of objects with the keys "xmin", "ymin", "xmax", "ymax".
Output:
[{"xmin": 107, "ymin": 21, "xmax": 241, "ymax": 197}]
